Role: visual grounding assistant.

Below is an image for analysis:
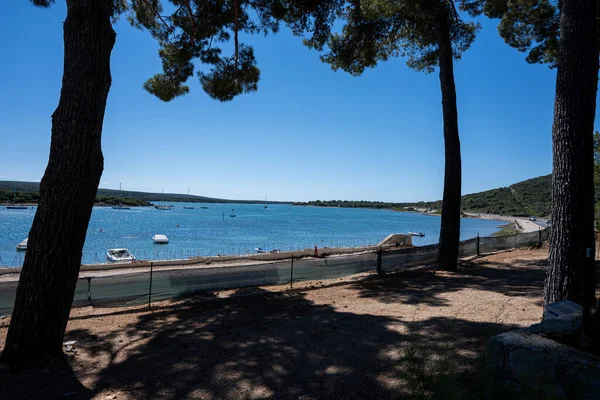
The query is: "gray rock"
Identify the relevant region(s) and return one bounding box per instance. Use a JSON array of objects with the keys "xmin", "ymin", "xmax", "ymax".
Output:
[{"xmin": 487, "ymin": 330, "xmax": 600, "ymax": 400}]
